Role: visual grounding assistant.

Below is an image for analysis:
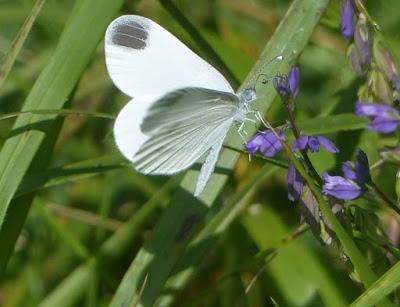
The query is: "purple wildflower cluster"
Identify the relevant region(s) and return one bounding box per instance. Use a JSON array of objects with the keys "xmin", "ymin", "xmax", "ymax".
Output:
[
  {"xmin": 245, "ymin": 65, "xmax": 343, "ymax": 202},
  {"xmin": 355, "ymin": 102, "xmax": 400, "ymax": 133},
  {"xmin": 244, "ymin": 60, "xmax": 392, "ymax": 204},
  {"xmin": 340, "ymin": 0, "xmax": 371, "ymax": 75},
  {"xmin": 323, "ymin": 150, "xmax": 371, "ymax": 200},
  {"xmin": 341, "ymin": 0, "xmax": 400, "ymax": 131}
]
